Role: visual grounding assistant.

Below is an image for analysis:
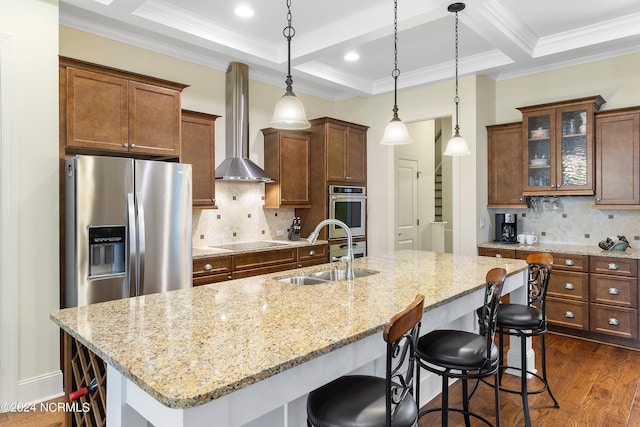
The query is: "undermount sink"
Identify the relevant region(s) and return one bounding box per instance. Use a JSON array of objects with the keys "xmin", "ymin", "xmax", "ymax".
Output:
[
  {"xmin": 310, "ymin": 269, "xmax": 377, "ymax": 281},
  {"xmin": 277, "ymin": 269, "xmax": 378, "ymax": 285}
]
